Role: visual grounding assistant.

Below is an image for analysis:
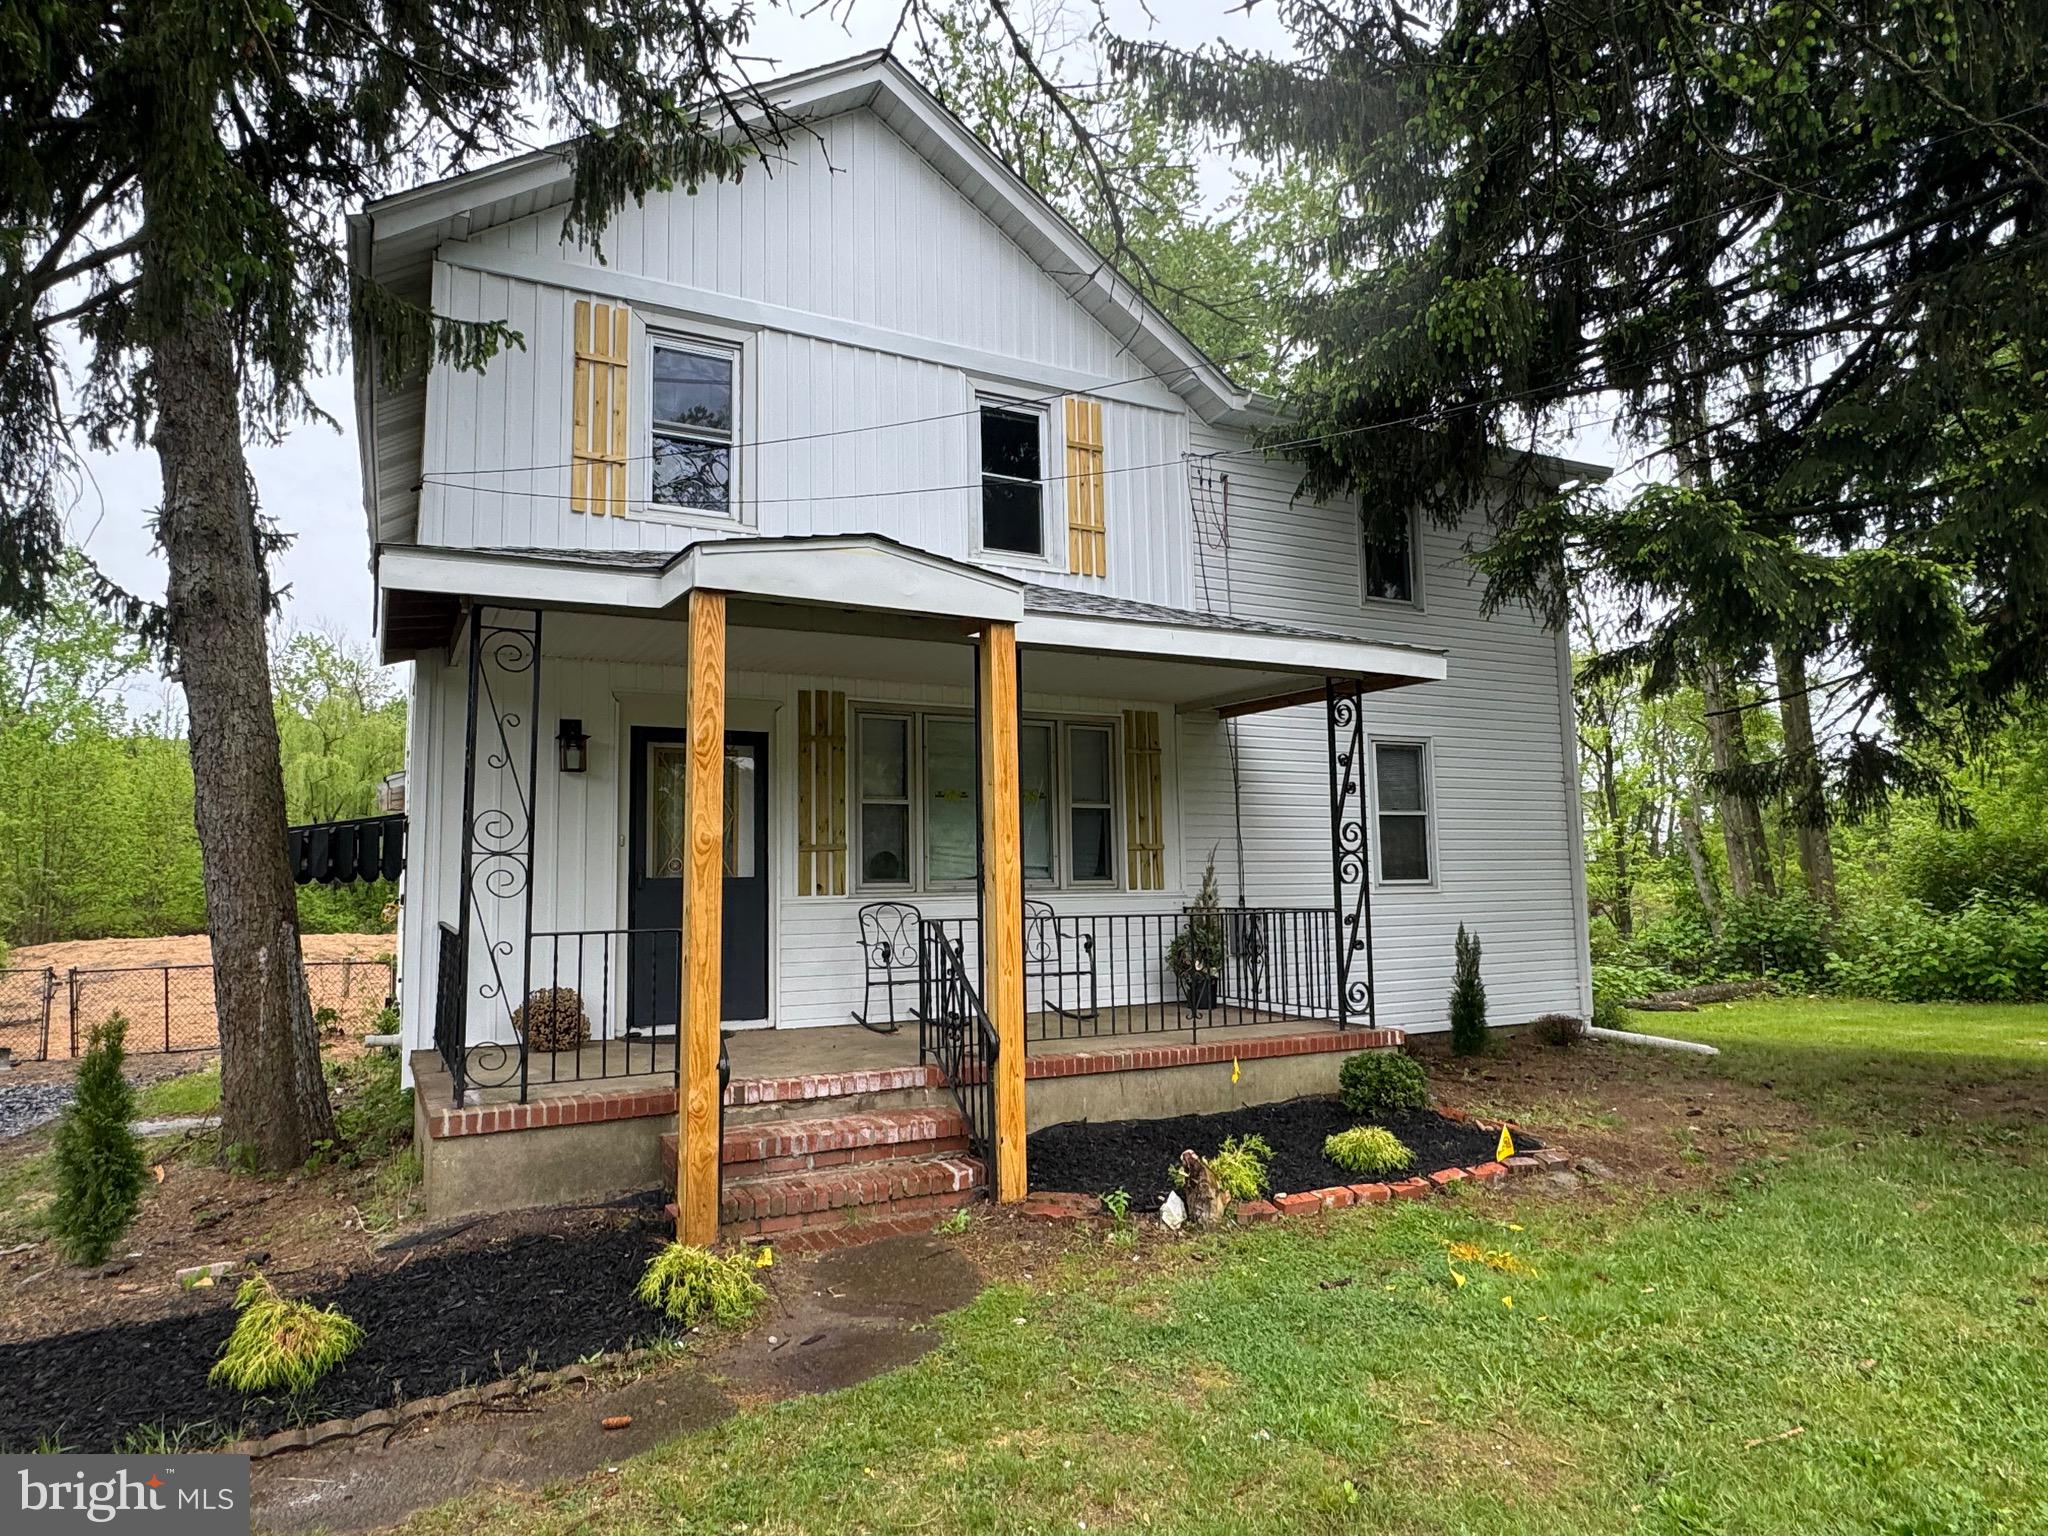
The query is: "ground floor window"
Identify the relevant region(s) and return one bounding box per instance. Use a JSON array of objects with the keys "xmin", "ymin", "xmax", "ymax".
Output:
[
  {"xmin": 854, "ymin": 708, "xmax": 1120, "ymax": 891},
  {"xmin": 1372, "ymin": 738, "xmax": 1435, "ymax": 883}
]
